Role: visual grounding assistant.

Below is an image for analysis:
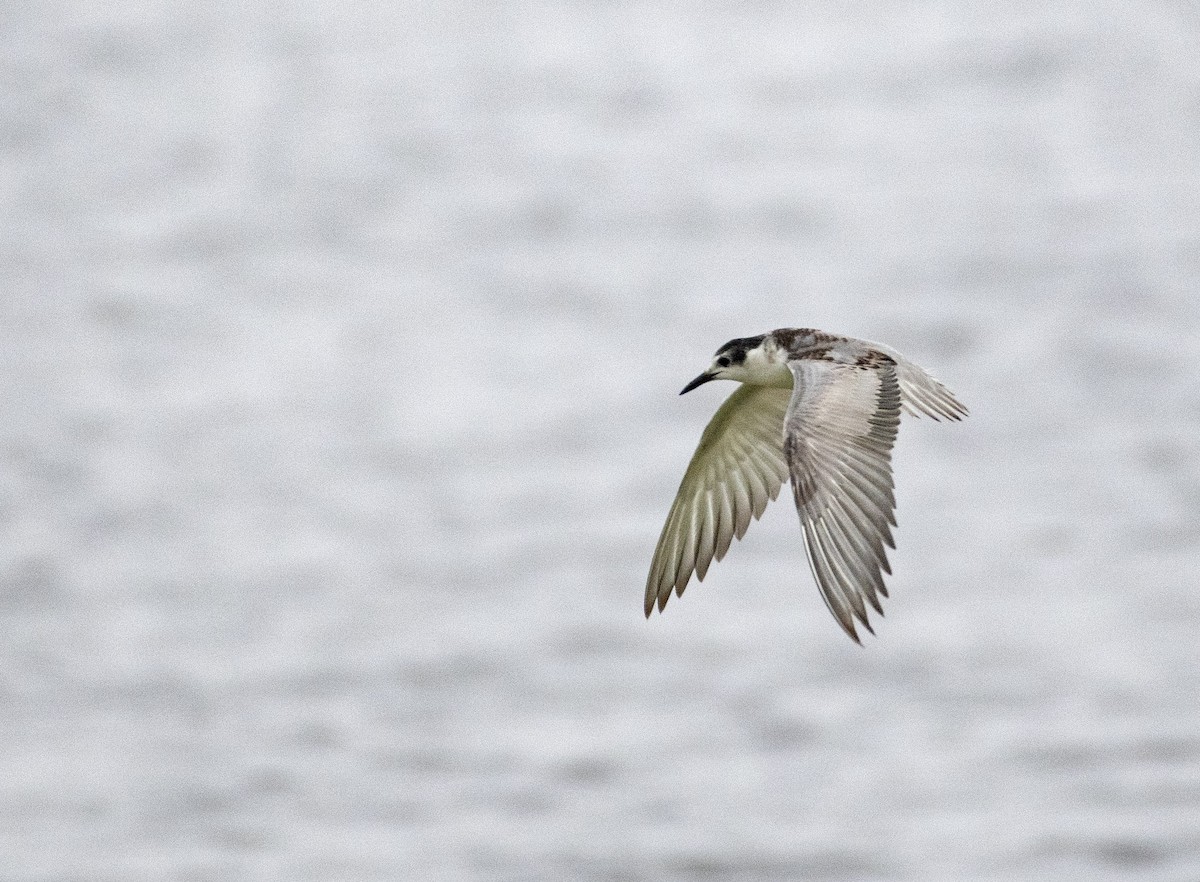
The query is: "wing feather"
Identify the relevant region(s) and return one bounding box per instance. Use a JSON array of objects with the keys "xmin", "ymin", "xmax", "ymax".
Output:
[
  {"xmin": 816, "ymin": 513, "xmax": 886, "ymax": 614},
  {"xmin": 695, "ymin": 491, "xmax": 716, "ymax": 581},
  {"xmin": 713, "ymin": 480, "xmax": 735, "ymax": 562},
  {"xmin": 729, "ymin": 466, "xmax": 754, "ymax": 540},
  {"xmin": 743, "ymin": 463, "xmax": 771, "ymax": 520}
]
